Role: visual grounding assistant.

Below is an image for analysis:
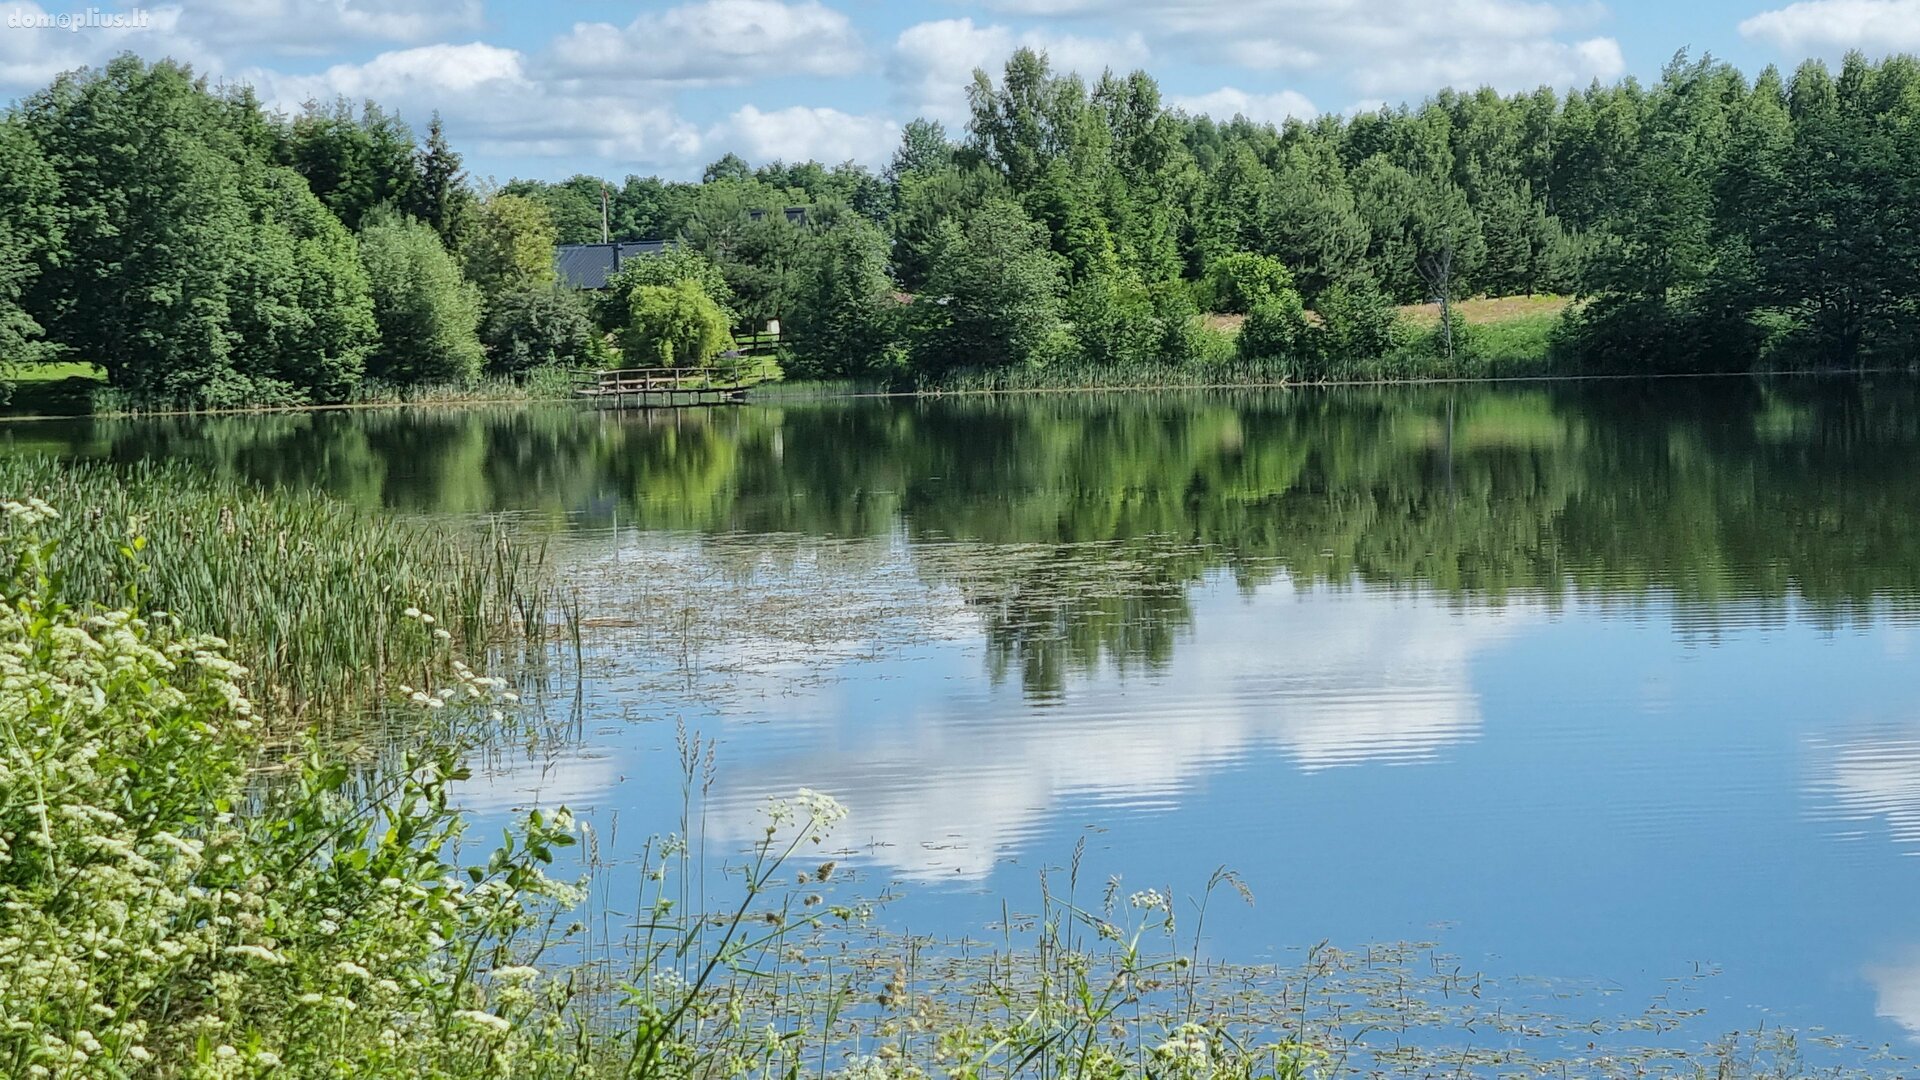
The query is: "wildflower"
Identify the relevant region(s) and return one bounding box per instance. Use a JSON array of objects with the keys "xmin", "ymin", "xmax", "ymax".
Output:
[
  {"xmin": 254, "ymin": 1051, "xmax": 283, "ymax": 1067},
  {"xmin": 1128, "ymin": 889, "xmax": 1167, "ymax": 912},
  {"xmin": 403, "ymin": 607, "xmax": 422, "ymax": 619},
  {"xmin": 221, "ymin": 944, "xmax": 286, "ymax": 965},
  {"xmin": 432, "ymin": 627, "xmax": 452, "ymax": 641},
  {"xmin": 492, "ymin": 965, "xmax": 539, "ymax": 983},
  {"xmin": 452, "ymin": 1009, "xmax": 511, "ymax": 1035},
  {"xmin": 333, "ymin": 961, "xmax": 373, "ymax": 981}
]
